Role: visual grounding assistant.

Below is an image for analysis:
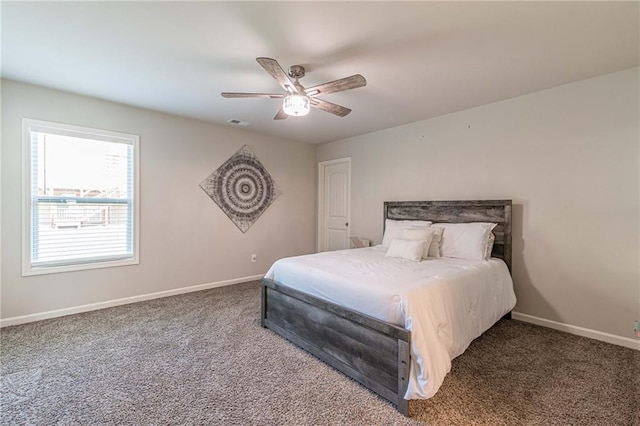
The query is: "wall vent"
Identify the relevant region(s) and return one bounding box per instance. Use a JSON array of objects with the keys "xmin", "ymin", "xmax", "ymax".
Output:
[{"xmin": 226, "ymin": 119, "xmax": 250, "ymax": 127}]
